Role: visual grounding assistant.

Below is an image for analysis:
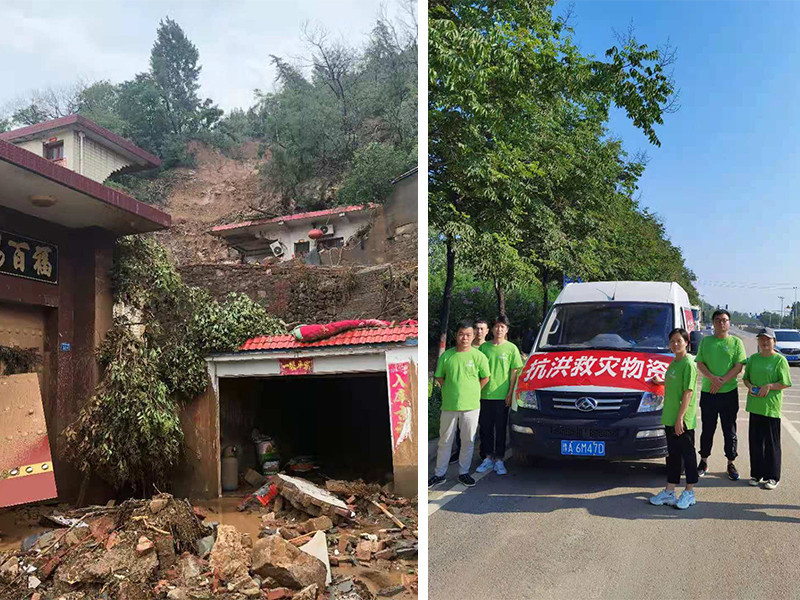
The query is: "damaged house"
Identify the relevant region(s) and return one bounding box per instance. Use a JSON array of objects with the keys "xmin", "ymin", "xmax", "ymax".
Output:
[
  {"xmin": 0, "ymin": 115, "xmax": 171, "ymax": 507},
  {"xmin": 176, "ymin": 321, "xmax": 419, "ymax": 500}
]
